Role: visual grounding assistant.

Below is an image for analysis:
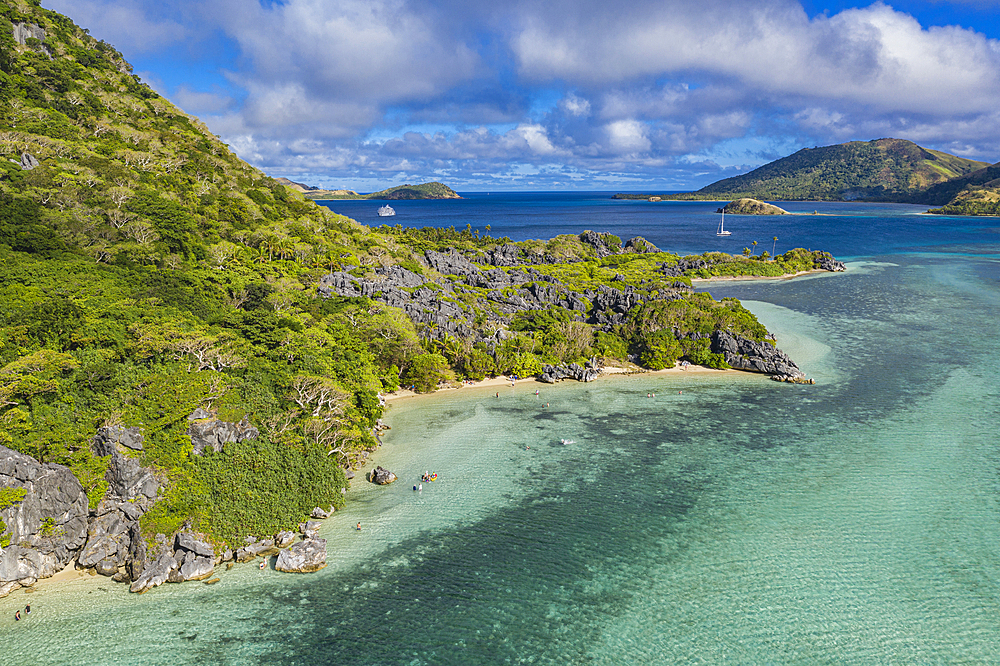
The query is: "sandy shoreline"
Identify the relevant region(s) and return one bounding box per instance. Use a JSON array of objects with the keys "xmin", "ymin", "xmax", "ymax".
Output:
[
  {"xmin": 690, "ymin": 268, "xmax": 827, "ymax": 284},
  {"xmin": 10, "ymin": 364, "xmax": 735, "ymax": 600},
  {"xmin": 382, "ymin": 362, "xmax": 735, "ymax": 402}
]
